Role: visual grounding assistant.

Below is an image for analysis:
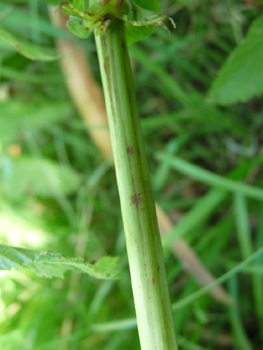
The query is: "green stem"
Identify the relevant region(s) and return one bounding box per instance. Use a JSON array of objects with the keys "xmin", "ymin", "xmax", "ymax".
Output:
[{"xmin": 95, "ymin": 20, "xmax": 177, "ymax": 350}]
